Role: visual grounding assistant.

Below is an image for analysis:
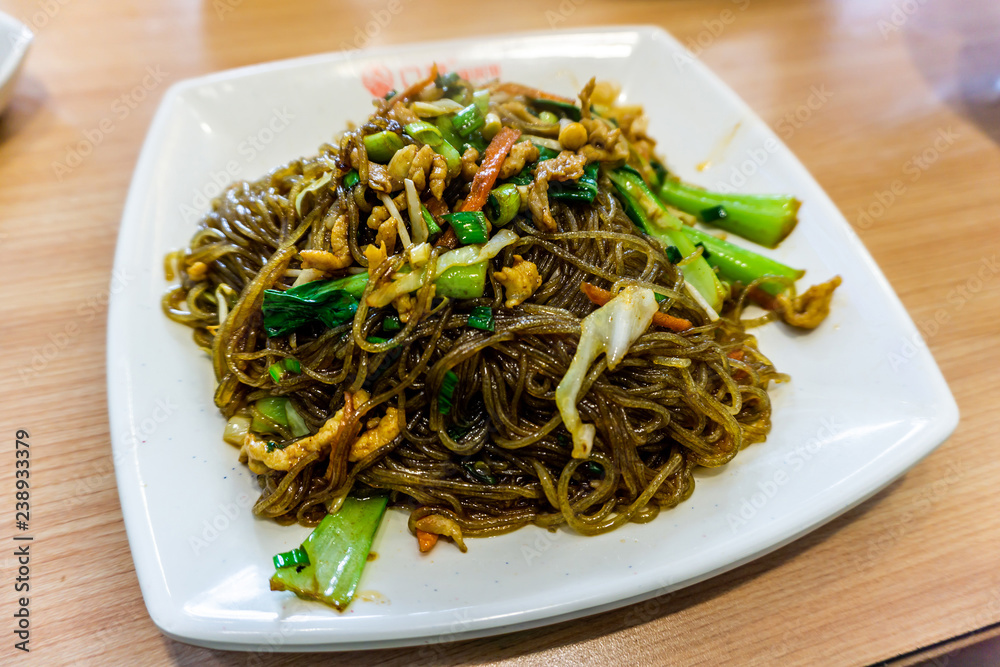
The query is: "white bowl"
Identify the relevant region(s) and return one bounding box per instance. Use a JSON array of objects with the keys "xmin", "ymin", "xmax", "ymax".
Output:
[{"xmin": 0, "ymin": 12, "xmax": 32, "ymax": 115}]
